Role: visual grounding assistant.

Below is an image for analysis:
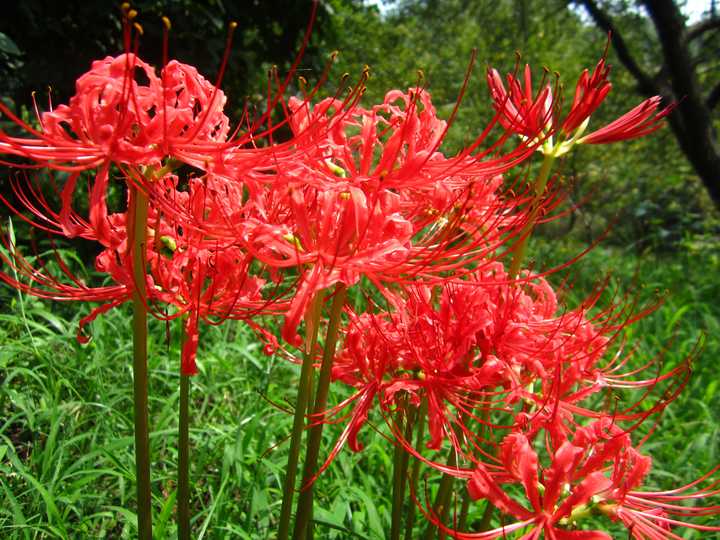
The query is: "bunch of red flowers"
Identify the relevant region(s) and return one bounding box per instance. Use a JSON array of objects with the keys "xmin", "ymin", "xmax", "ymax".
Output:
[{"xmin": 0, "ymin": 8, "xmax": 717, "ymax": 539}]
